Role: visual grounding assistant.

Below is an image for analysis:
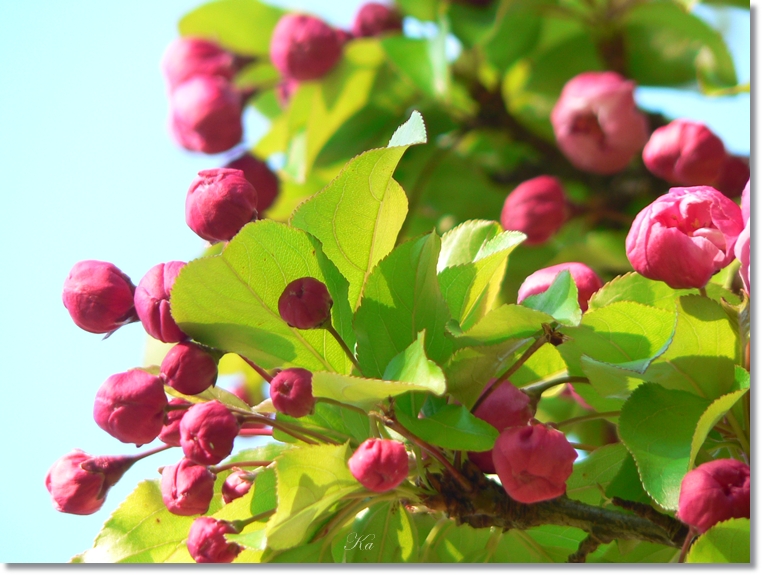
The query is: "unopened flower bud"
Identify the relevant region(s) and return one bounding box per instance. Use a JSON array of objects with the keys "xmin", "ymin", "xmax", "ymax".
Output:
[
  {"xmin": 270, "ymin": 14, "xmax": 342, "ymax": 81},
  {"xmin": 186, "ymin": 168, "xmax": 258, "ymax": 243},
  {"xmin": 46, "ymin": 450, "xmax": 135, "ymax": 515},
  {"xmin": 551, "ymin": 71, "xmax": 648, "ymax": 175},
  {"xmin": 161, "ymin": 342, "xmax": 219, "ymax": 396},
  {"xmin": 276, "ymin": 77, "xmax": 299, "ymax": 108},
  {"xmin": 492, "ymin": 424, "xmax": 577, "ymax": 504},
  {"xmin": 352, "ymin": 3, "xmax": 403, "ymax": 38},
  {"xmin": 134, "ymin": 261, "xmax": 187, "ymax": 343},
  {"xmin": 517, "ymin": 262, "xmax": 603, "ymax": 312},
  {"xmin": 278, "ymin": 277, "xmax": 333, "ymax": 329},
  {"xmin": 224, "ymin": 154, "xmax": 280, "ymax": 213},
  {"xmin": 741, "ymin": 180, "xmax": 750, "ymax": 224},
  {"xmin": 348, "ymin": 438, "xmax": 408, "ymax": 493},
  {"xmin": 187, "ymin": 517, "xmax": 242, "ymax": 563},
  {"xmin": 159, "ymin": 398, "xmax": 192, "ymax": 446},
  {"xmin": 677, "ymin": 459, "xmax": 750, "ymax": 534},
  {"xmin": 468, "ymin": 380, "xmax": 533, "ymax": 474},
  {"xmin": 643, "ymin": 119, "xmax": 726, "ymax": 186},
  {"xmin": 180, "ymin": 401, "xmax": 240, "ymax": 465},
  {"xmin": 222, "ymin": 469, "xmax": 254, "ymax": 504},
  {"xmin": 169, "ymin": 75, "xmax": 242, "ymax": 154},
  {"xmin": 713, "ymin": 155, "xmax": 750, "ymax": 199},
  {"xmin": 735, "ymin": 220, "xmax": 750, "ymax": 293},
  {"xmin": 162, "ymin": 37, "xmax": 235, "ymax": 91},
  {"xmin": 94, "ymin": 370, "xmax": 168, "ymax": 446},
  {"xmin": 626, "ymin": 186, "xmax": 744, "ymax": 289},
  {"xmin": 62, "ymin": 260, "xmax": 137, "ymax": 334},
  {"xmin": 161, "ymin": 458, "xmax": 216, "ymax": 516},
  {"xmin": 500, "ymin": 176, "xmax": 567, "ymax": 245},
  {"xmin": 270, "ymin": 368, "xmax": 315, "ymax": 418}
]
